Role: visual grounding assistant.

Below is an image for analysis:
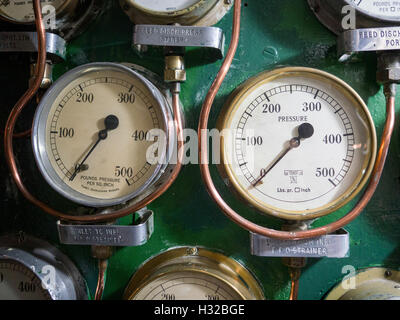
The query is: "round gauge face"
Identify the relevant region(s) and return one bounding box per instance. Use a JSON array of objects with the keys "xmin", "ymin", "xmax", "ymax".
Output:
[
  {"xmin": 345, "ymin": 0, "xmax": 400, "ymax": 21},
  {"xmin": 132, "ymin": 0, "xmax": 201, "ymax": 13},
  {"xmin": 0, "ymin": 260, "xmax": 51, "ymax": 300},
  {"xmin": 33, "ymin": 63, "xmax": 169, "ymax": 207},
  {"xmin": 132, "ymin": 271, "xmax": 243, "ymax": 300},
  {"xmin": 0, "ymin": 0, "xmax": 66, "ymax": 23},
  {"xmin": 219, "ymin": 67, "xmax": 376, "ymax": 220}
]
